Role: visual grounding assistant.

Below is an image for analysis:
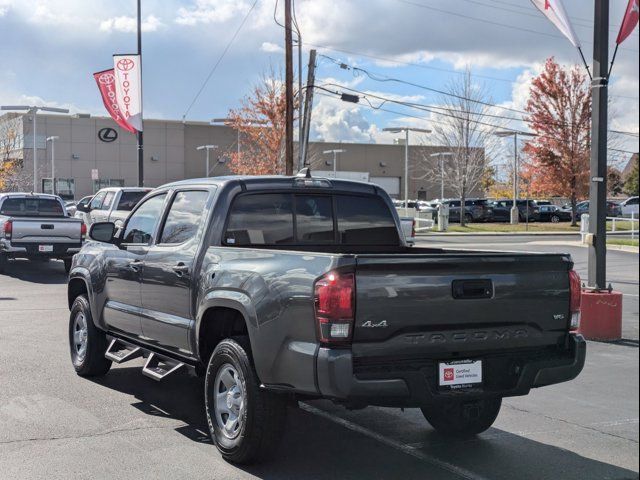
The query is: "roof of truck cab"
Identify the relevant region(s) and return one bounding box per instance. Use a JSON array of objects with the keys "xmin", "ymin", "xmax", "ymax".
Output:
[
  {"xmin": 0, "ymin": 192, "xmax": 62, "ymax": 200},
  {"xmin": 160, "ymin": 175, "xmax": 380, "ymax": 193}
]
